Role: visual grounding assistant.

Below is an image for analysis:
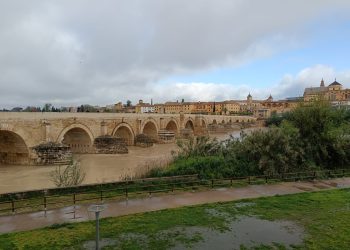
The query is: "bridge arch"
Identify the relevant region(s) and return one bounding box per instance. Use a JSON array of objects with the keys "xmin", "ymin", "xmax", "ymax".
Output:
[
  {"xmin": 0, "ymin": 130, "xmax": 29, "ymax": 165},
  {"xmin": 184, "ymin": 118, "xmax": 195, "ymax": 131},
  {"xmin": 221, "ymin": 120, "xmax": 225, "ymax": 124},
  {"xmin": 165, "ymin": 119, "xmax": 179, "ymax": 135},
  {"xmin": 201, "ymin": 118, "xmax": 207, "ymax": 128},
  {"xmin": 113, "ymin": 122, "xmax": 135, "ymax": 145},
  {"xmin": 212, "ymin": 119, "xmax": 217, "ymax": 125},
  {"xmin": 57, "ymin": 124, "xmax": 94, "ymax": 153},
  {"xmin": 141, "ymin": 119, "xmax": 159, "ymax": 140}
]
